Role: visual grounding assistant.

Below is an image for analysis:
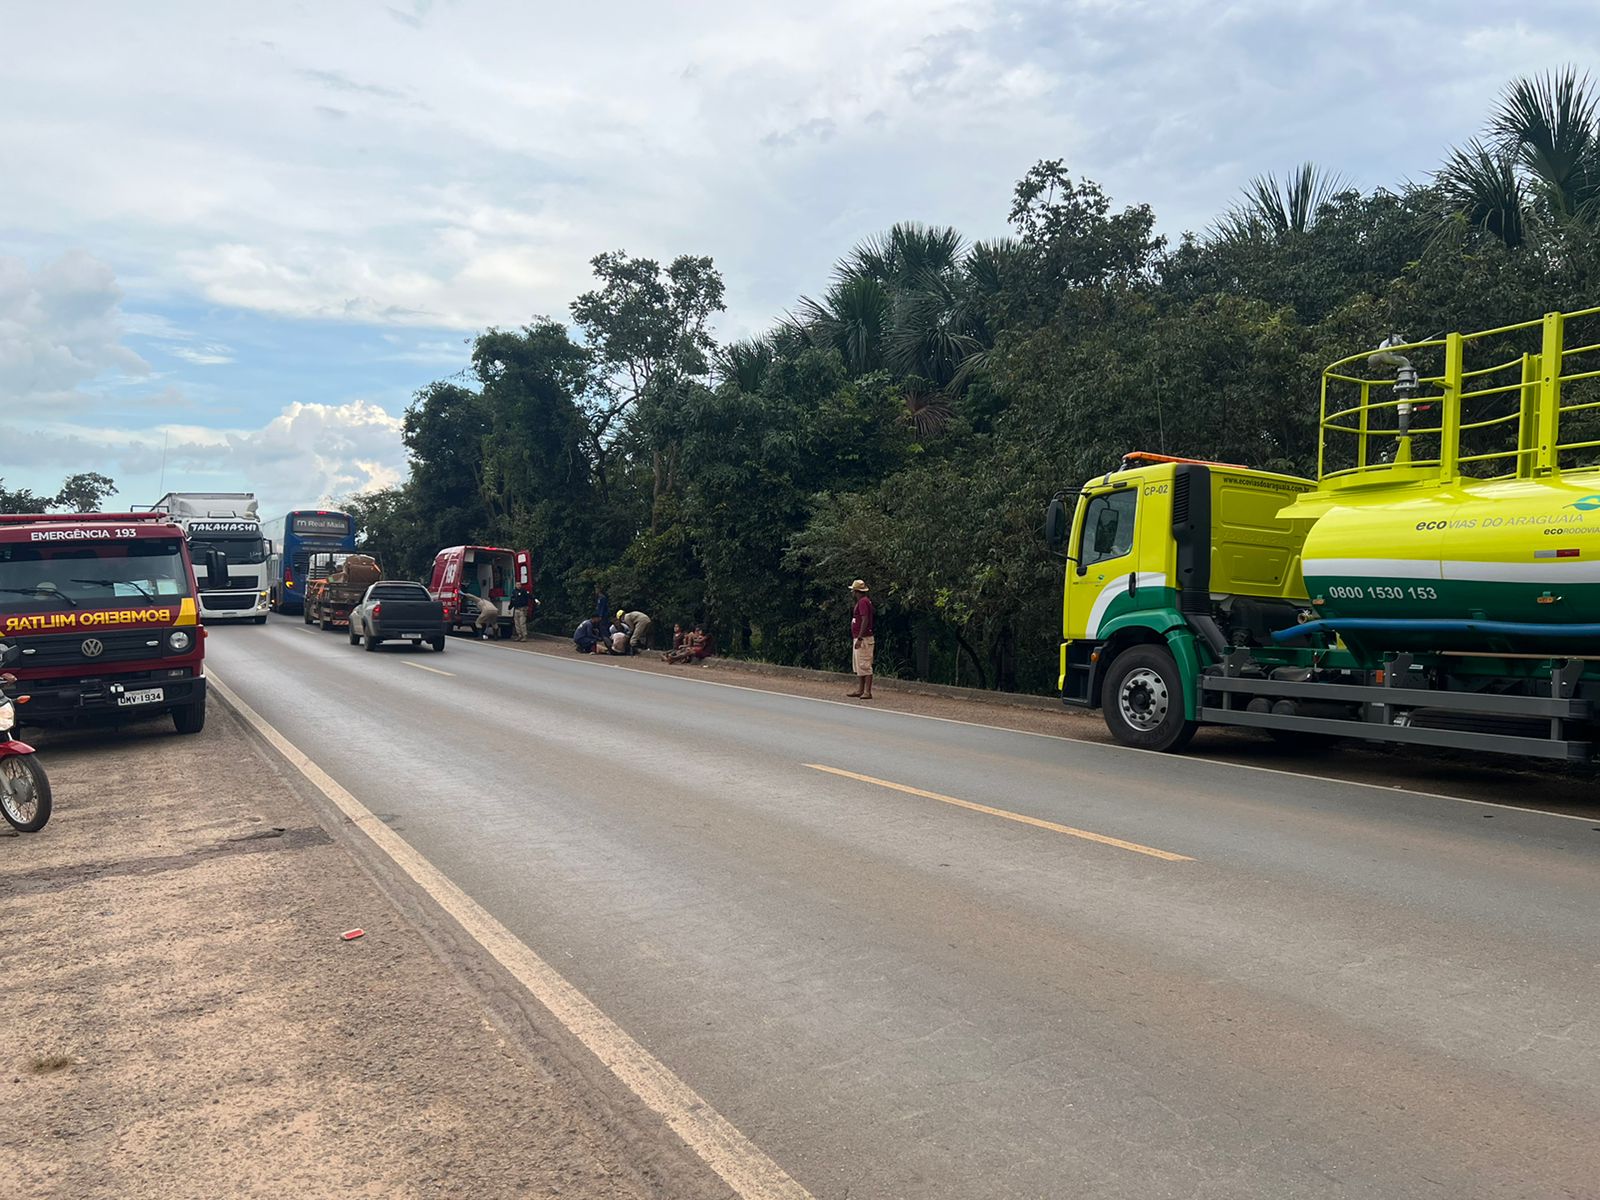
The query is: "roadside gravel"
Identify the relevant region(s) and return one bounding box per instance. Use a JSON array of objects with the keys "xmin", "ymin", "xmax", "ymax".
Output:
[{"xmin": 0, "ymin": 705, "xmax": 723, "ymax": 1200}]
